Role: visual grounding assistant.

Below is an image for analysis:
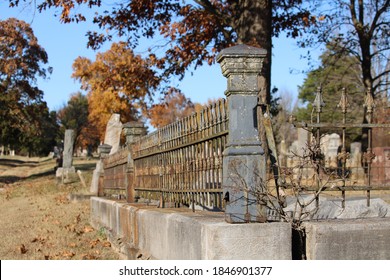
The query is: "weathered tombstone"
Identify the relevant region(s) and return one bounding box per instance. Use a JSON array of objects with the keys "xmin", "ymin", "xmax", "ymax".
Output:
[
  {"xmin": 328, "ymin": 133, "xmax": 341, "ymax": 168},
  {"xmin": 279, "ymin": 140, "xmax": 288, "ymax": 167},
  {"xmin": 56, "ymin": 129, "xmax": 76, "ymax": 183},
  {"xmin": 297, "ymin": 128, "xmax": 310, "ymax": 157},
  {"xmin": 104, "ymin": 114, "xmax": 123, "ymax": 155},
  {"xmin": 63, "ymin": 129, "xmax": 75, "ymax": 168},
  {"xmin": 90, "ymin": 144, "xmax": 112, "ymax": 194},
  {"xmin": 217, "ymin": 44, "xmax": 267, "ymax": 223},
  {"xmin": 350, "ymin": 142, "xmax": 364, "ymax": 181},
  {"xmin": 90, "ymin": 114, "xmax": 122, "ymax": 193}
]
